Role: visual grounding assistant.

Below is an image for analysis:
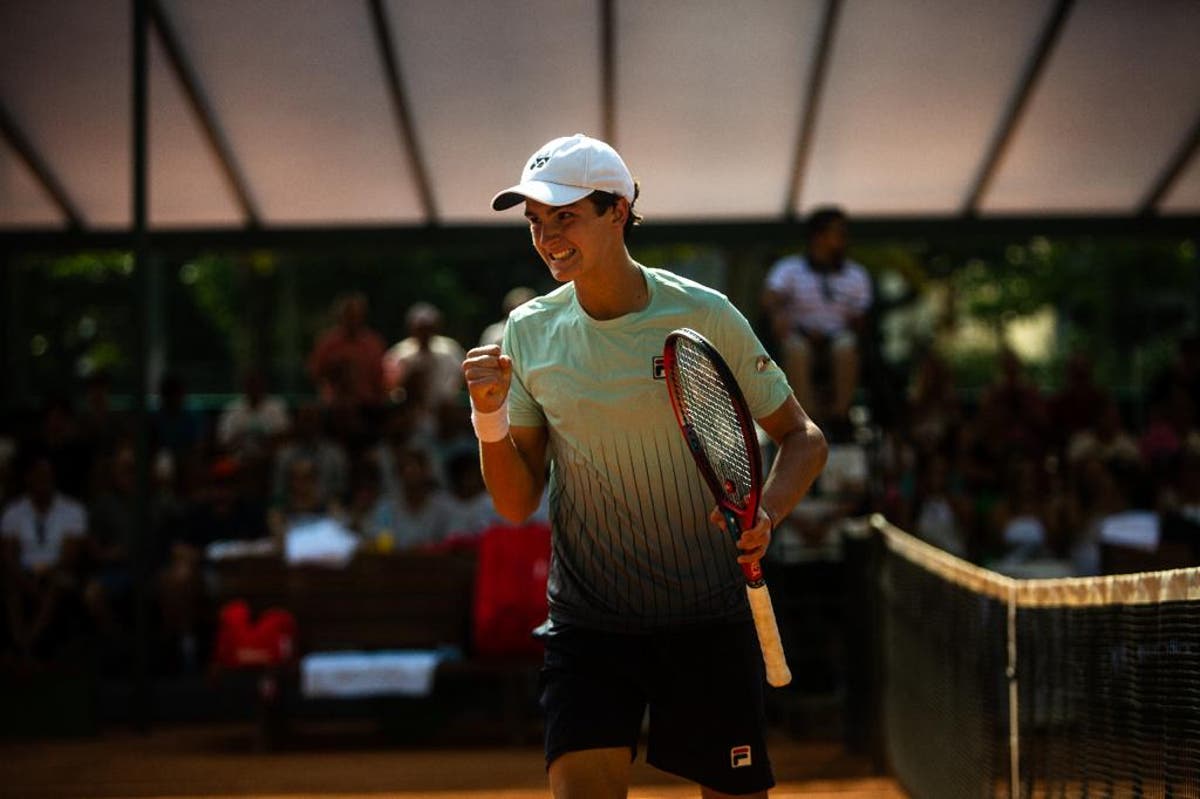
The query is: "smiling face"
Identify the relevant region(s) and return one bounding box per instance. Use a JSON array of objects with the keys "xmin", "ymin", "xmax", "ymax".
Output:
[{"xmin": 523, "ymin": 196, "xmax": 626, "ymax": 284}]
